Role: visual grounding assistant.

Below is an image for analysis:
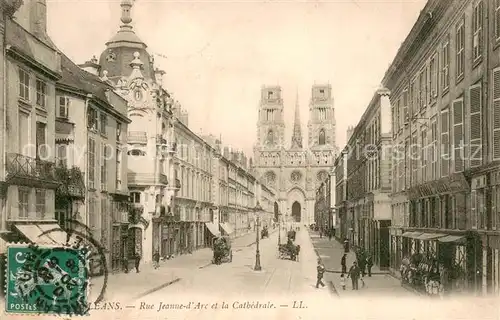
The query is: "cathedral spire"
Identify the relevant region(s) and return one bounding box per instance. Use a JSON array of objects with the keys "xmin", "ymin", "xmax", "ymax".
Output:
[{"xmin": 291, "ymin": 88, "xmax": 303, "ymax": 149}]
